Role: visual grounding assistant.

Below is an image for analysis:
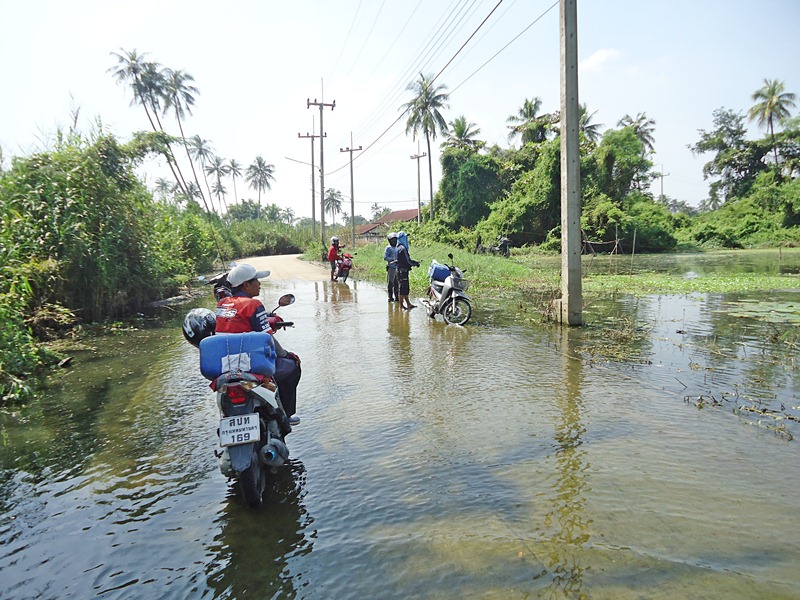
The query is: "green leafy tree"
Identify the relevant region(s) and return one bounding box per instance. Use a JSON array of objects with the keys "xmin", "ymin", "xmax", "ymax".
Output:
[
  {"xmin": 401, "ymin": 72, "xmax": 450, "ymax": 218},
  {"xmin": 245, "ymin": 156, "xmax": 275, "ymax": 204},
  {"xmin": 227, "ymin": 199, "xmax": 263, "ymax": 221},
  {"xmin": 748, "ymin": 78, "xmax": 797, "ymax": 167},
  {"xmin": 440, "ymin": 148, "xmax": 507, "ymax": 227},
  {"xmin": 690, "ymin": 108, "xmax": 768, "ymax": 206}
]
